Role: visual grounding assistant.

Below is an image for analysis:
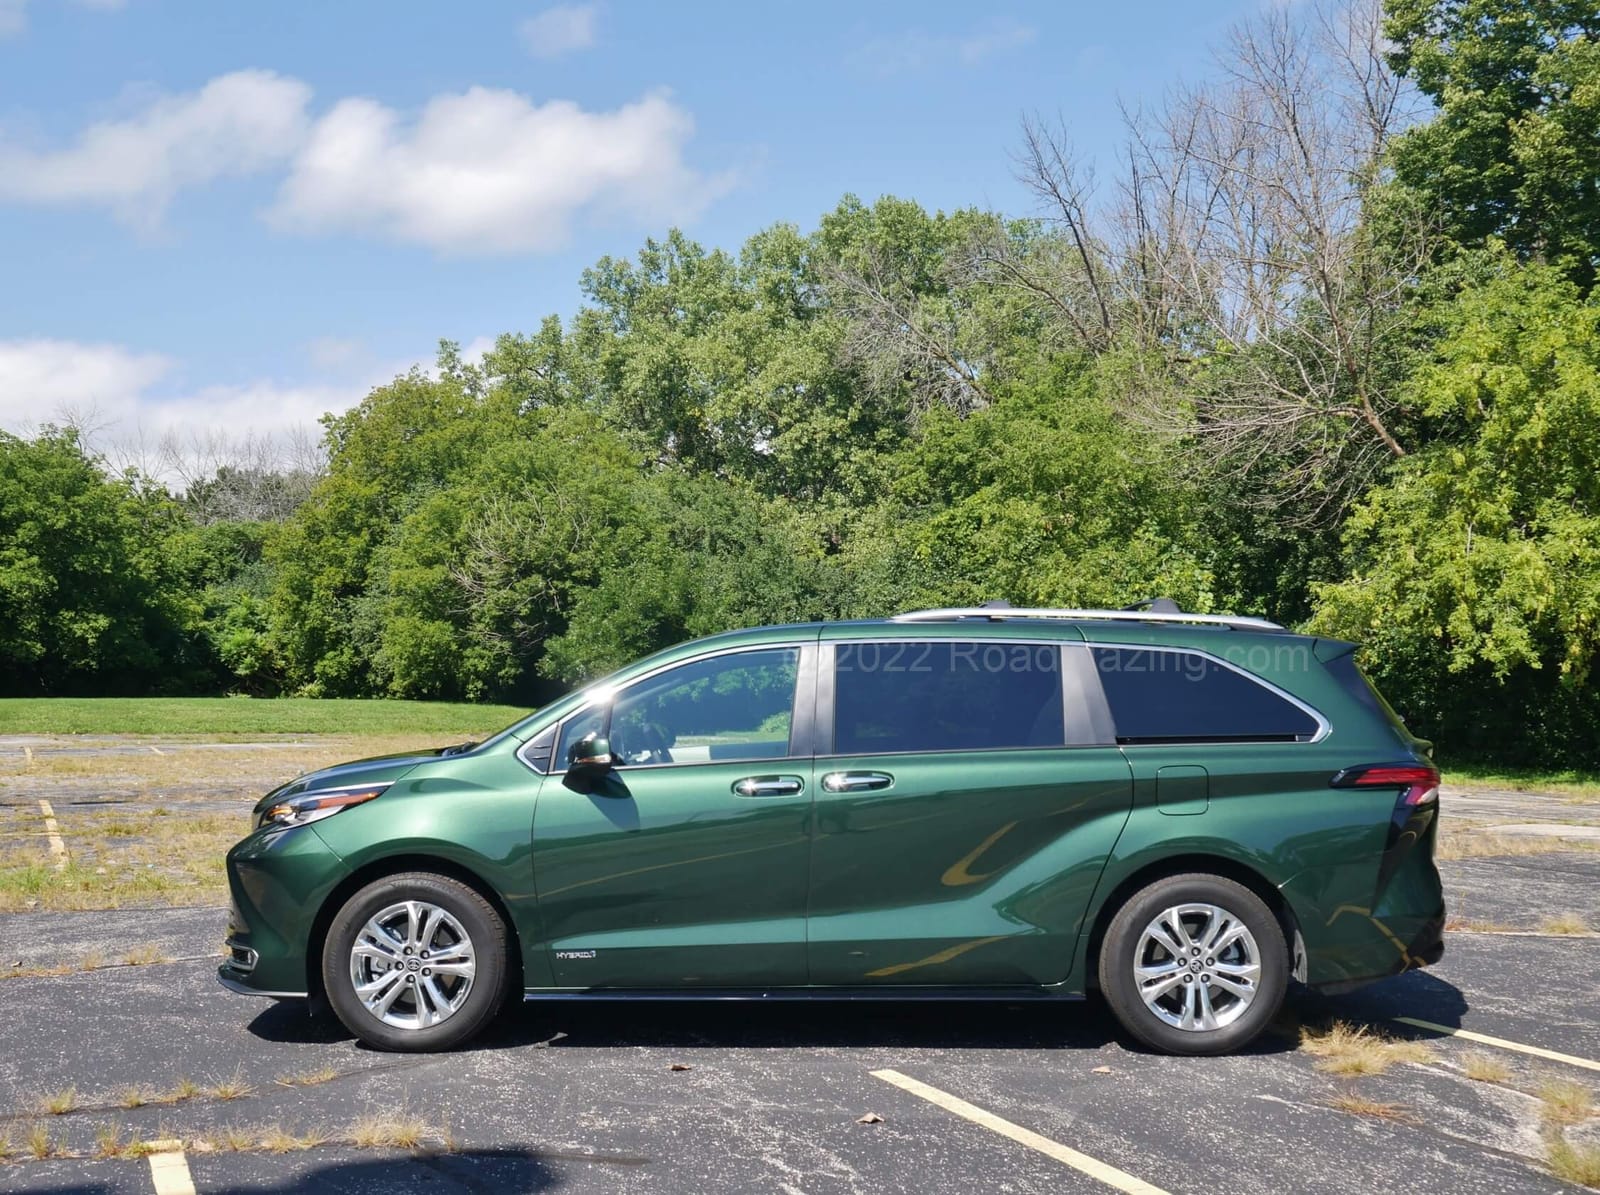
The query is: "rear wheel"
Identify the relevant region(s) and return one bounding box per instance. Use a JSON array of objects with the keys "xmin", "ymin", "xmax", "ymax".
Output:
[
  {"xmin": 322, "ymin": 871, "xmax": 509, "ymax": 1052},
  {"xmin": 1098, "ymin": 873, "xmax": 1287, "ymax": 1056}
]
